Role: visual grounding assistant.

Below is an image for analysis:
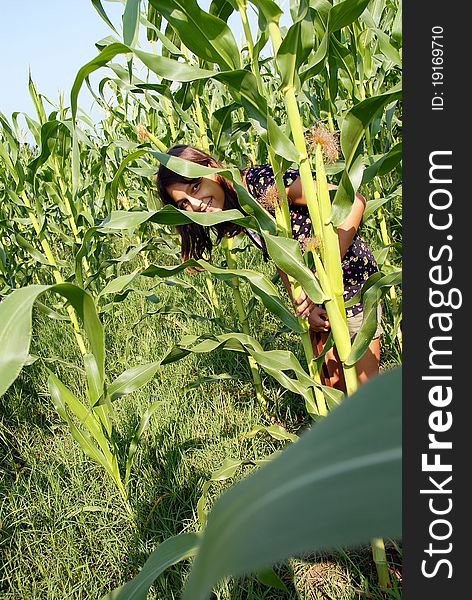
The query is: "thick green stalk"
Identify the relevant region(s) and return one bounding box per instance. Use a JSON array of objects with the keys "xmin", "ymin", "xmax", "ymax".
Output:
[
  {"xmin": 314, "ymin": 145, "xmax": 344, "ymax": 302},
  {"xmin": 310, "ymin": 251, "xmax": 357, "ymax": 396},
  {"xmin": 371, "ymin": 537, "xmax": 392, "ymax": 589},
  {"xmin": 274, "ymin": 84, "xmax": 357, "ymax": 394},
  {"xmin": 235, "ymin": 11, "xmax": 326, "ymax": 414},
  {"xmin": 223, "ymin": 237, "xmax": 266, "ymax": 409},
  {"xmin": 267, "ymin": 22, "xmax": 323, "ymax": 238},
  {"xmin": 283, "ymin": 86, "xmax": 324, "ymax": 239},
  {"xmin": 268, "ymin": 17, "xmax": 358, "ymax": 394}
]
